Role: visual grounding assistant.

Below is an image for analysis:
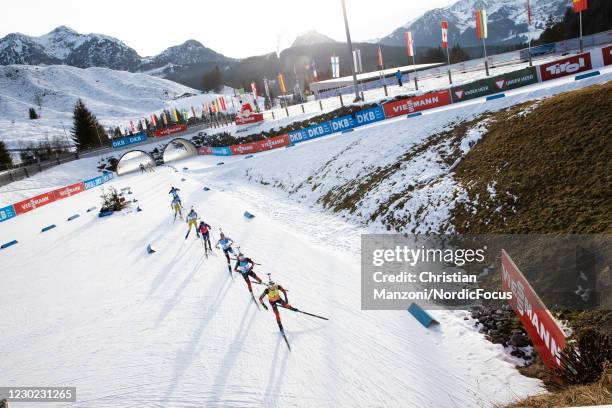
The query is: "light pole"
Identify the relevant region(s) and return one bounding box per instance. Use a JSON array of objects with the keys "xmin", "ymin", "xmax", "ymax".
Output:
[{"xmin": 340, "ymin": 0, "xmax": 360, "ymax": 102}]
